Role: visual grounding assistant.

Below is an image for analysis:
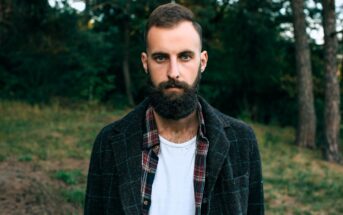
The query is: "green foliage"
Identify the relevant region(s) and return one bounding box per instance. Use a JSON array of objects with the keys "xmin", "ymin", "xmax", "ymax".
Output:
[
  {"xmin": 53, "ymin": 169, "xmax": 85, "ymax": 209},
  {"xmin": 1, "ymin": 0, "xmax": 341, "ymax": 127},
  {"xmin": 202, "ymin": 1, "xmax": 295, "ymax": 125},
  {"xmin": 53, "ymin": 169, "xmax": 84, "ymax": 185},
  {"xmin": 0, "ymin": 1, "xmax": 115, "ymax": 103},
  {"xmin": 18, "ymin": 154, "xmax": 33, "ymax": 162},
  {"xmin": 61, "ymin": 187, "xmax": 85, "ymax": 207}
]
